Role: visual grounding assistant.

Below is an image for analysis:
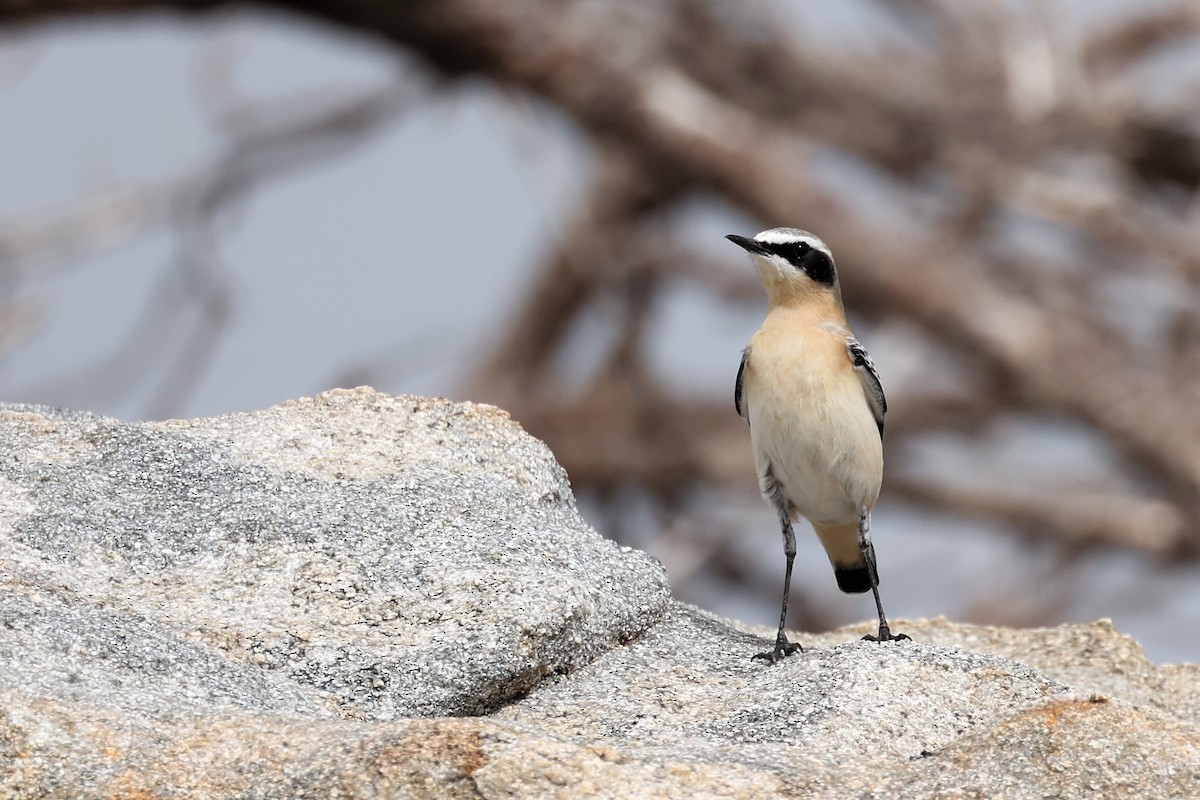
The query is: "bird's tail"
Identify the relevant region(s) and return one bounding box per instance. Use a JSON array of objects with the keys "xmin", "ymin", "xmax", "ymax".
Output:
[{"xmin": 811, "ymin": 521, "xmax": 872, "ymax": 595}]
